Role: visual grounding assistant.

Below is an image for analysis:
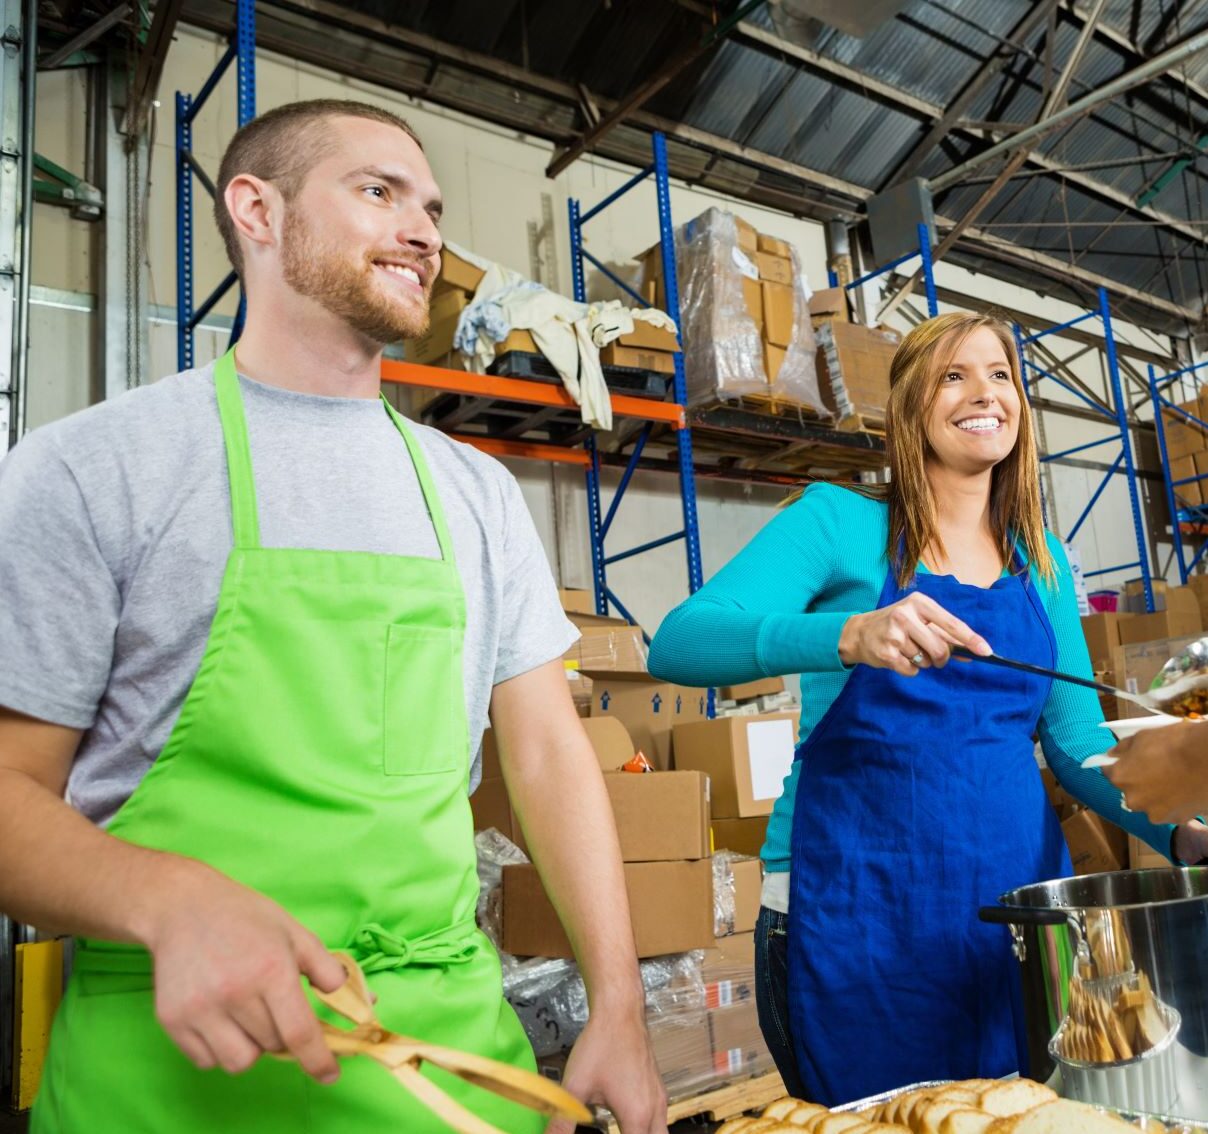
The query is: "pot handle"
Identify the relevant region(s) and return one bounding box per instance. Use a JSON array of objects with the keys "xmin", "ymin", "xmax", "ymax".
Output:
[{"xmin": 978, "ymin": 904, "xmax": 1070, "ymax": 926}]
